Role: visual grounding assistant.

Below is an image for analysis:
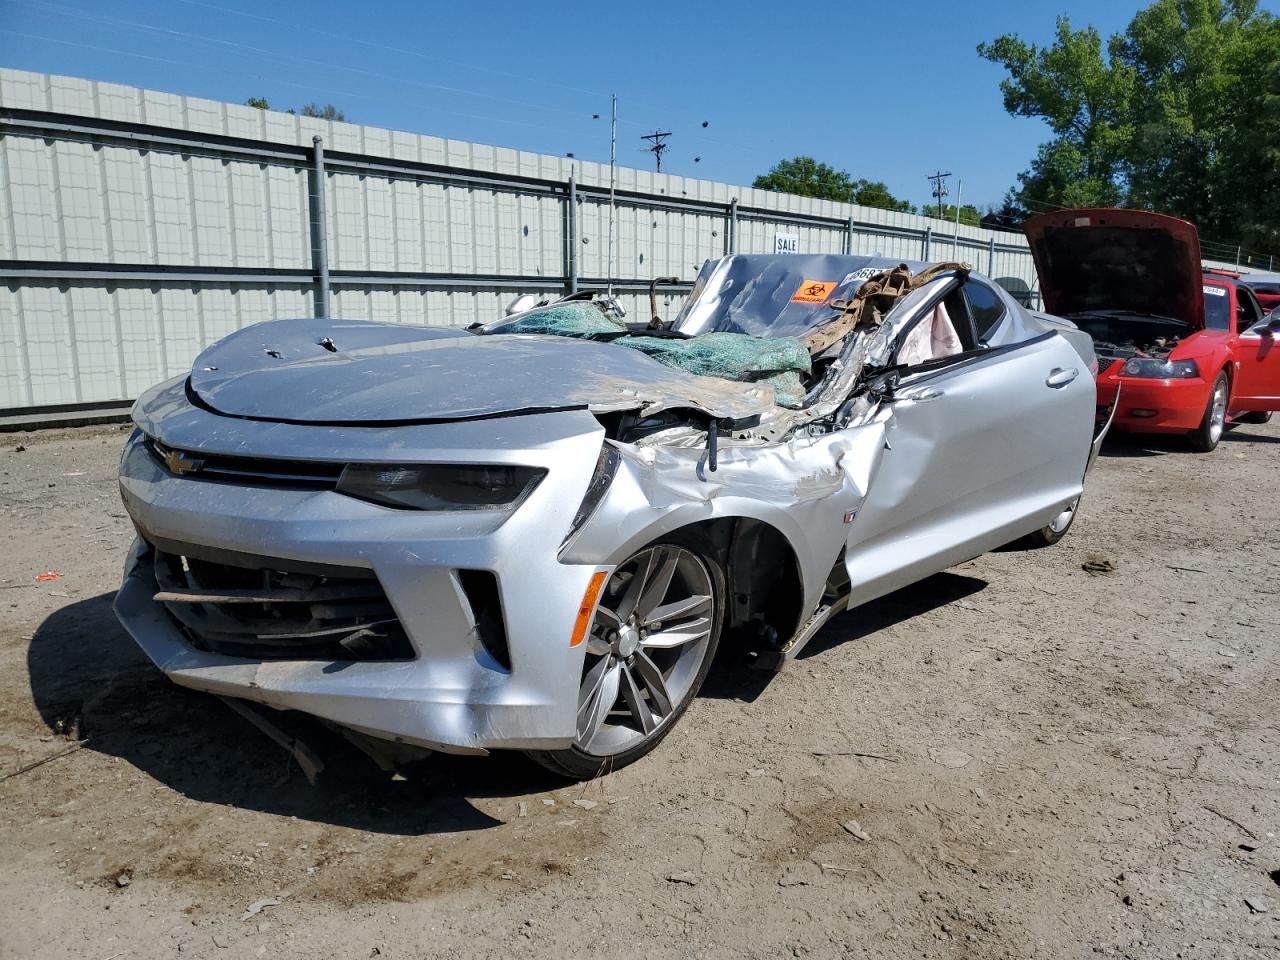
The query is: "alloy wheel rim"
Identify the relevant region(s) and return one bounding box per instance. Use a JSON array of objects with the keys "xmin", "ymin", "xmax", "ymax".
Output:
[
  {"xmin": 574, "ymin": 545, "xmax": 714, "ymax": 756},
  {"xmin": 1209, "ymin": 381, "xmax": 1227, "ymax": 443},
  {"xmin": 1049, "ymin": 497, "xmax": 1079, "ymax": 535}
]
